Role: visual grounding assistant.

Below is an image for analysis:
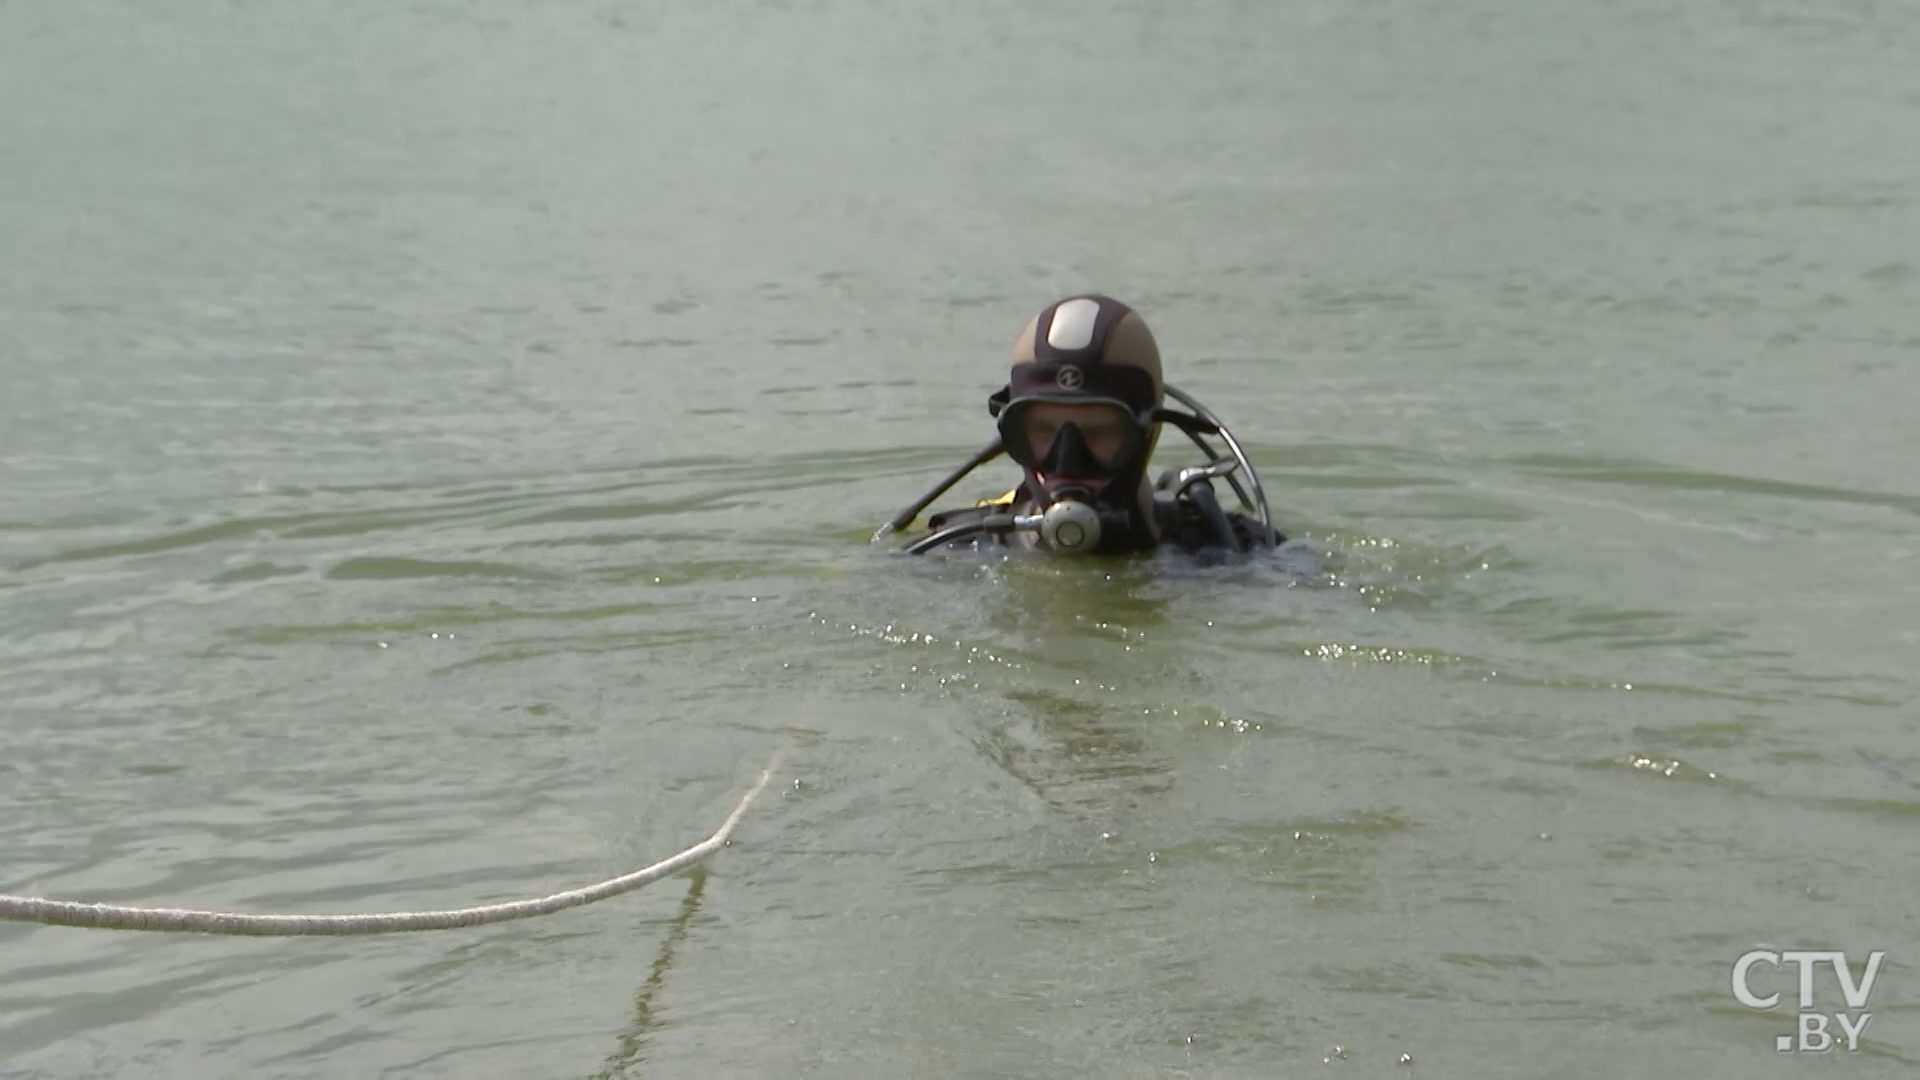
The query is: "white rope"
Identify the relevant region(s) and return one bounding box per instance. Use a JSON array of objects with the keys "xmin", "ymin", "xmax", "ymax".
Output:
[{"xmin": 0, "ymin": 758, "xmax": 780, "ymax": 936}]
